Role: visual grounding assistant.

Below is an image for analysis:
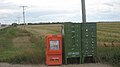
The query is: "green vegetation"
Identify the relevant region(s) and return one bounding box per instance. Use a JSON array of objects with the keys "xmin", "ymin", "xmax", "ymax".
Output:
[
  {"xmin": 97, "ymin": 47, "xmax": 120, "ymax": 66},
  {"xmin": 0, "ymin": 23, "xmax": 120, "ymax": 67},
  {"xmin": 97, "ymin": 23, "xmax": 120, "ymax": 67},
  {"xmin": 0, "ymin": 27, "xmax": 45, "ymax": 64},
  {"xmin": 0, "ymin": 25, "xmax": 60, "ymax": 64},
  {"xmin": 24, "ymin": 24, "xmax": 61, "ymax": 63}
]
